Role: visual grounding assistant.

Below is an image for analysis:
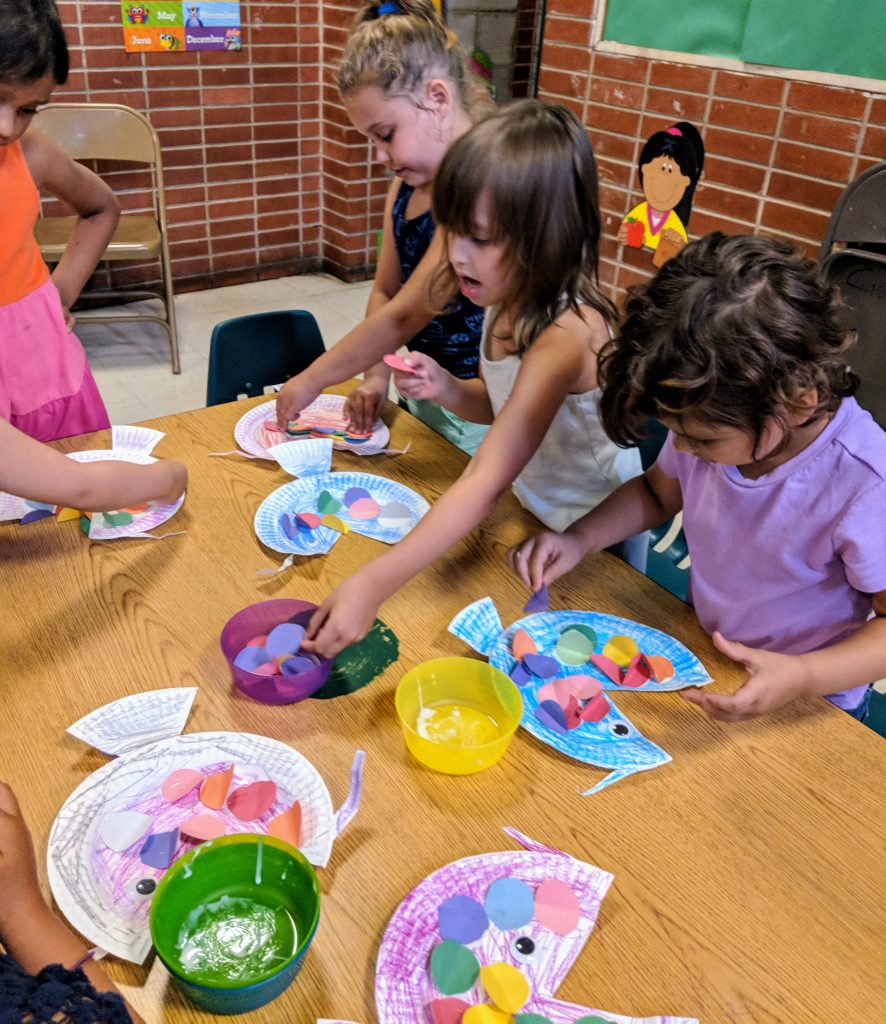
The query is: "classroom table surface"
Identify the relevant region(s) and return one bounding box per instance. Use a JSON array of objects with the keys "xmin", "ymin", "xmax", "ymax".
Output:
[{"xmin": 3, "ymin": 384, "xmax": 885, "ymax": 1024}]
